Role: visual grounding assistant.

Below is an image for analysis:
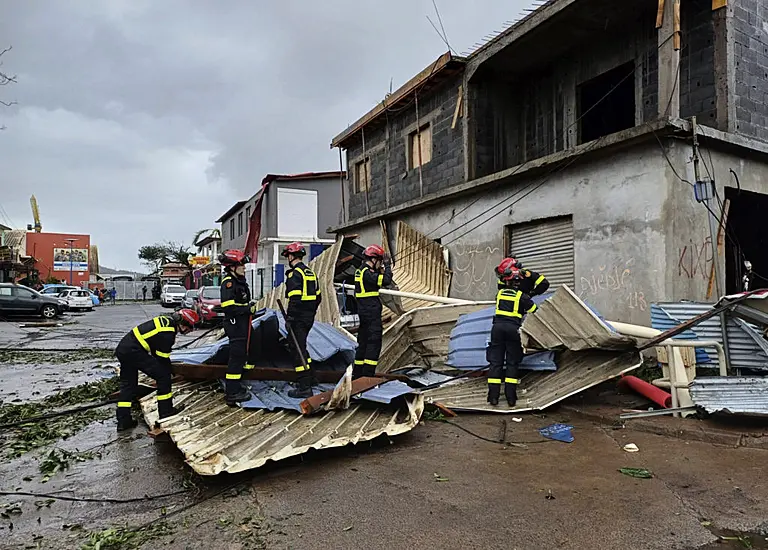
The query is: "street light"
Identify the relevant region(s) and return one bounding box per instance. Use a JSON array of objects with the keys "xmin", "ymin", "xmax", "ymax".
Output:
[{"xmin": 64, "ymin": 238, "xmax": 77, "ymax": 285}]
